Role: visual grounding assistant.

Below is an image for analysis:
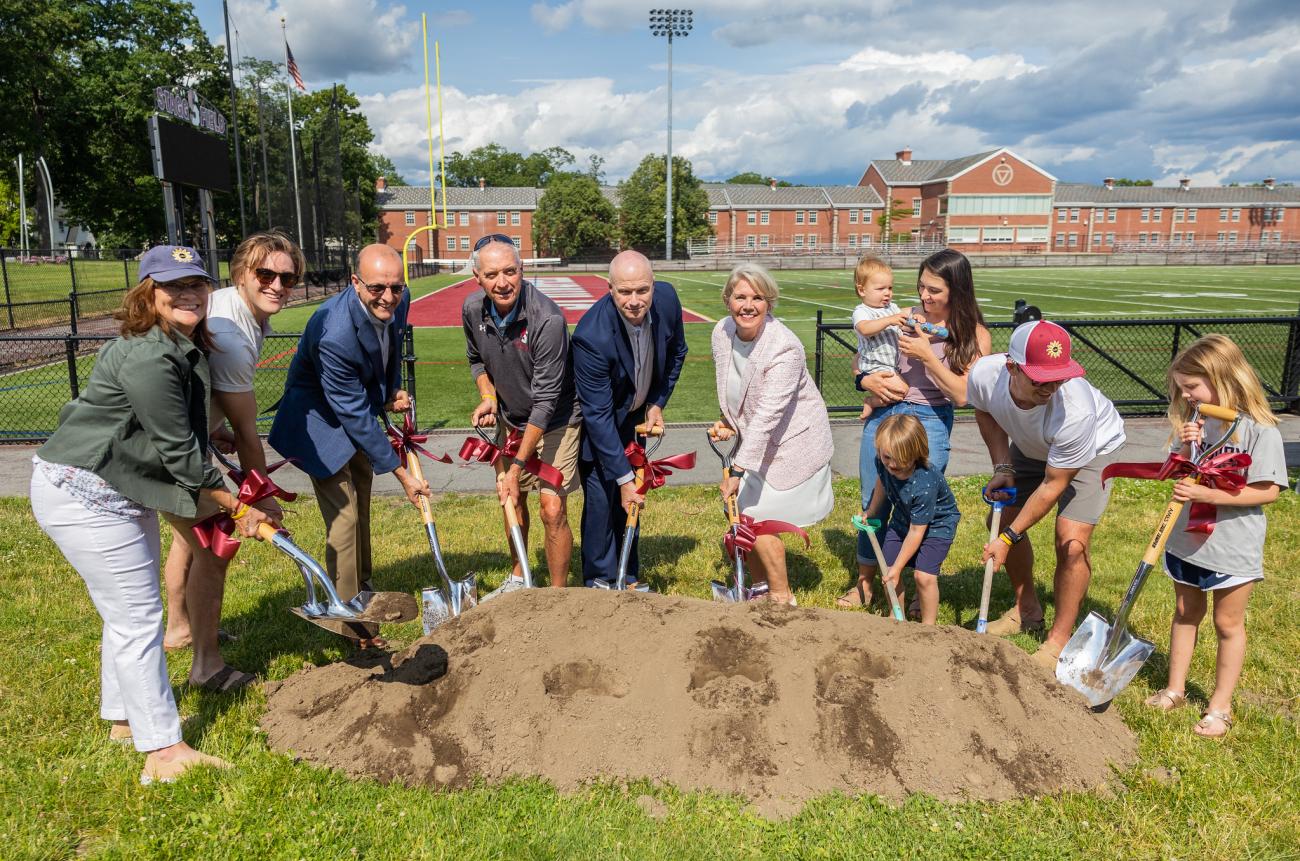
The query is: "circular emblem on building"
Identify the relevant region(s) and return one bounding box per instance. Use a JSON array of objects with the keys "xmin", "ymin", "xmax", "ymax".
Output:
[{"xmin": 992, "ymin": 163, "xmax": 1014, "ymax": 186}]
